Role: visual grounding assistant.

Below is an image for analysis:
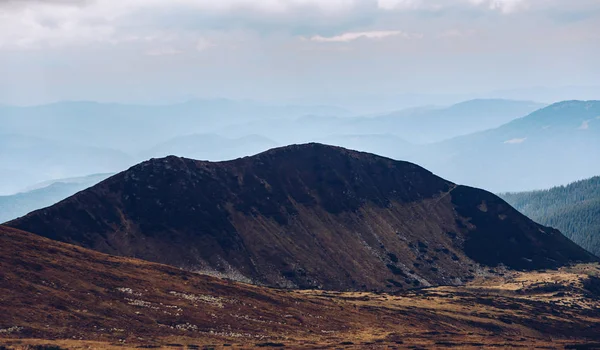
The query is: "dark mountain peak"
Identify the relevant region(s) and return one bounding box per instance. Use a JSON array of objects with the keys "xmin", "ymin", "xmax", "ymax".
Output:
[
  {"xmin": 240, "ymin": 143, "xmax": 427, "ymax": 174},
  {"xmin": 143, "ymin": 143, "xmax": 354, "ymax": 163},
  {"xmin": 258, "ymin": 141, "xmax": 345, "ymax": 154},
  {"xmin": 248, "ymin": 142, "xmax": 370, "ymax": 160},
  {"xmin": 7, "ymin": 145, "xmax": 597, "ymax": 291},
  {"xmin": 117, "ymin": 143, "xmax": 451, "ymax": 219},
  {"xmin": 139, "ymin": 142, "xmax": 434, "ymax": 183}
]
